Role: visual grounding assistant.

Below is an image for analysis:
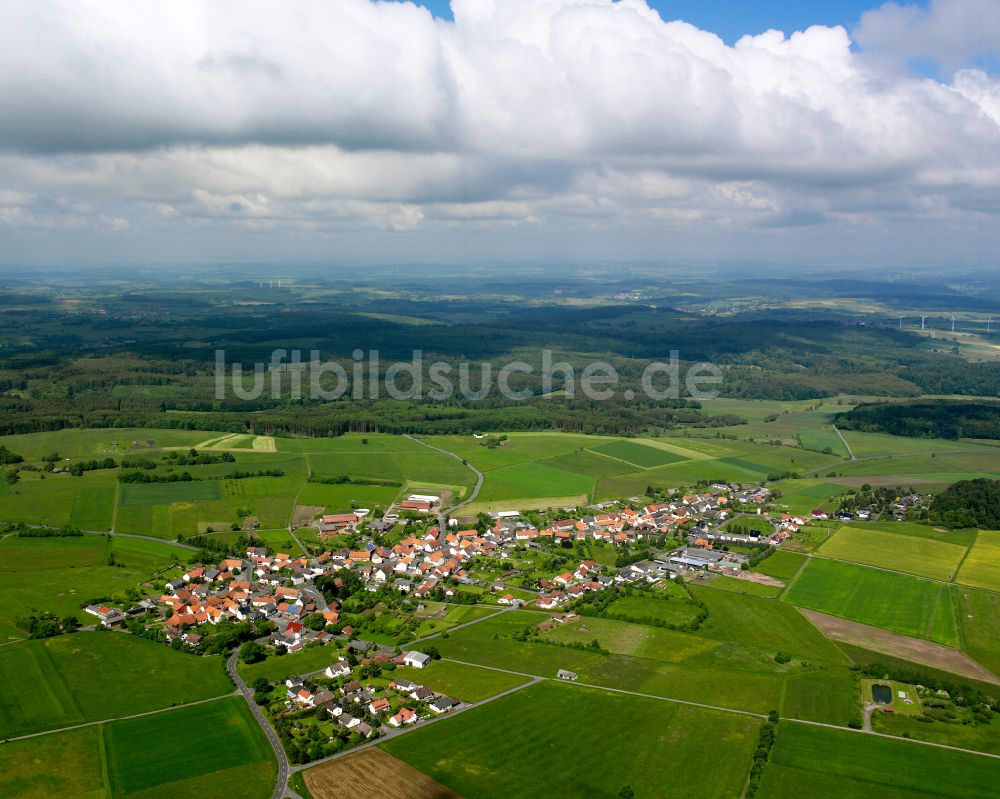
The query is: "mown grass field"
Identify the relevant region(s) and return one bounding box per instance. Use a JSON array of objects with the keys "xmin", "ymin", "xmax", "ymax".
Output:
[
  {"xmin": 956, "ymin": 587, "xmax": 1000, "ymax": 677},
  {"xmin": 754, "ymin": 550, "xmax": 809, "ymax": 581},
  {"xmin": 818, "ymin": 525, "xmax": 968, "ymax": 581},
  {"xmin": 392, "ymin": 659, "xmax": 530, "ymax": 703},
  {"xmin": 383, "ymin": 681, "xmax": 763, "ymax": 799},
  {"xmin": 957, "ymin": 531, "xmax": 1000, "ymax": 592},
  {"xmin": 691, "ymin": 586, "xmax": 850, "ymax": 664},
  {"xmin": 0, "ymin": 633, "xmax": 233, "ymax": 737},
  {"xmin": 0, "ymin": 535, "xmax": 186, "ymax": 632},
  {"xmin": 603, "ymin": 593, "xmax": 704, "ymax": 626},
  {"xmin": 783, "ymin": 558, "xmax": 959, "ymax": 646},
  {"xmin": 541, "ymin": 615, "xmax": 720, "ymax": 662},
  {"xmin": 758, "ymin": 722, "xmax": 1000, "ymax": 799},
  {"xmin": 103, "ymin": 697, "xmax": 274, "ymax": 798}
]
